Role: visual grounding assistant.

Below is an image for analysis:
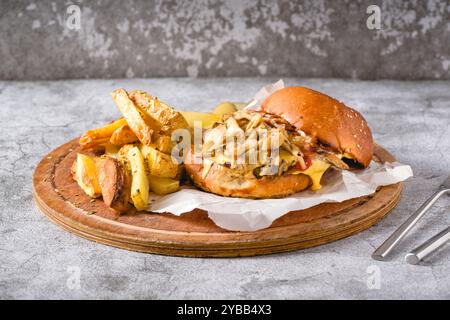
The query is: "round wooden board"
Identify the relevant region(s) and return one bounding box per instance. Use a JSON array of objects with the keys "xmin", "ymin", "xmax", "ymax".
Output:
[{"xmin": 33, "ymin": 139, "xmax": 402, "ymax": 257}]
